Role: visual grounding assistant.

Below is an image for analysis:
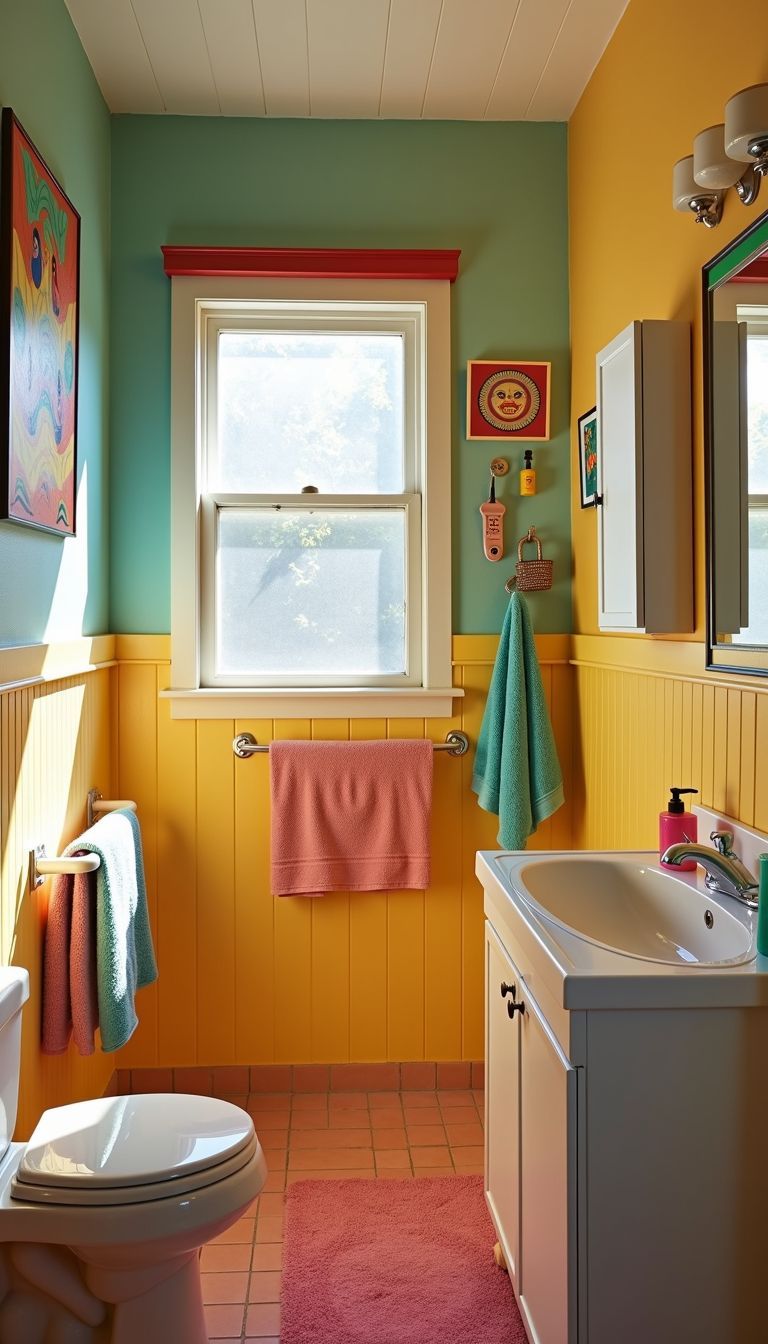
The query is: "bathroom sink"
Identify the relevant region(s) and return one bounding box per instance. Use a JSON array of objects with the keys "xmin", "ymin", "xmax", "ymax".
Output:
[{"xmin": 494, "ymin": 855, "xmax": 754, "ymax": 966}]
